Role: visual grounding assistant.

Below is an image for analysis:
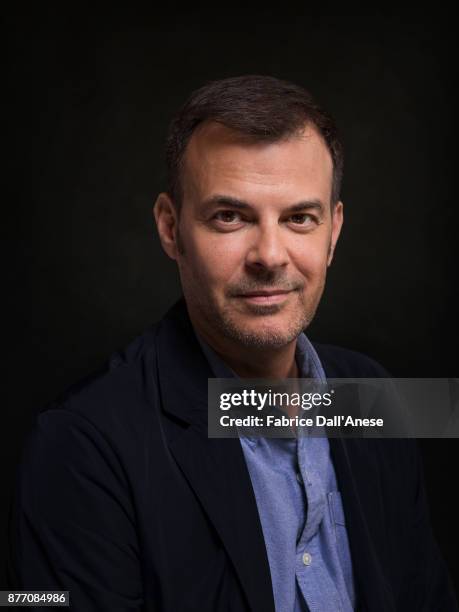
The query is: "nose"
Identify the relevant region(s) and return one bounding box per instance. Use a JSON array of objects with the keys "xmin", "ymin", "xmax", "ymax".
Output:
[{"xmin": 245, "ymin": 223, "xmax": 289, "ymax": 272}]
